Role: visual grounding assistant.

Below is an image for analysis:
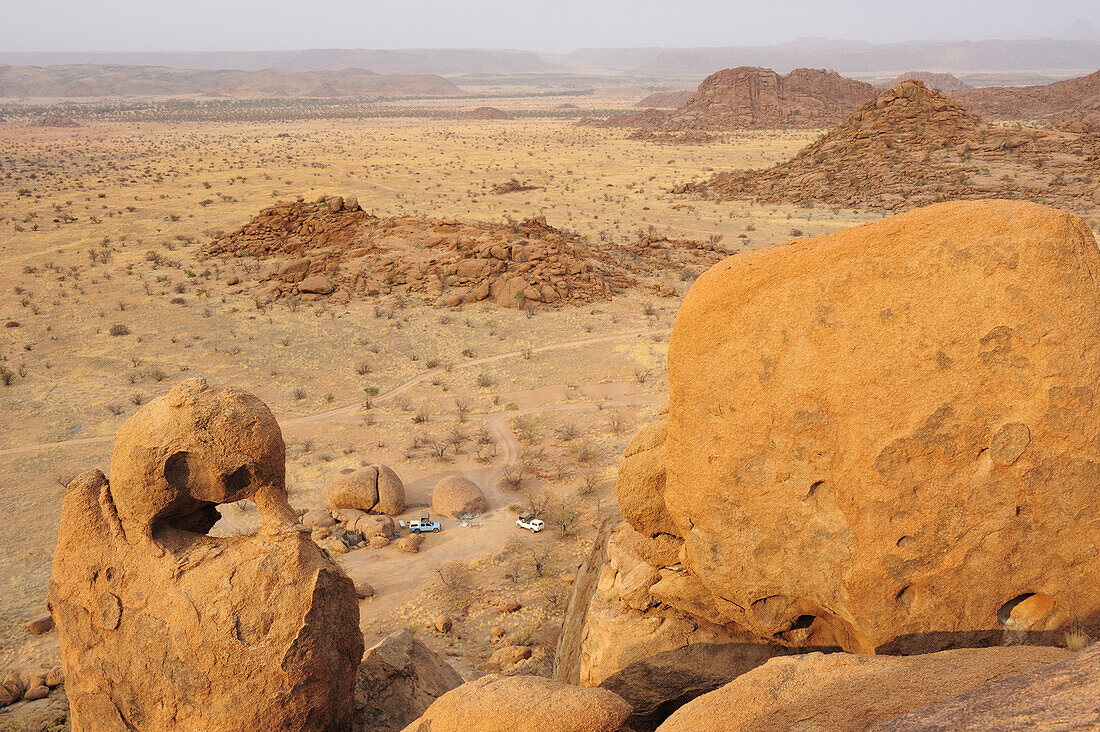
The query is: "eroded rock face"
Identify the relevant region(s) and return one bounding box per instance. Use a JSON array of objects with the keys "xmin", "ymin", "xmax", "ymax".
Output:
[
  {"xmin": 567, "ymin": 523, "xmax": 824, "ymax": 730},
  {"xmin": 401, "ymin": 674, "xmax": 632, "ymax": 732},
  {"xmin": 49, "ymin": 378, "xmax": 363, "ymax": 731},
  {"xmin": 657, "ymin": 646, "xmax": 1071, "ymax": 732},
  {"xmin": 653, "ymin": 200, "xmax": 1100, "ymax": 653},
  {"xmin": 353, "ymin": 629, "xmax": 463, "ymax": 731}
]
